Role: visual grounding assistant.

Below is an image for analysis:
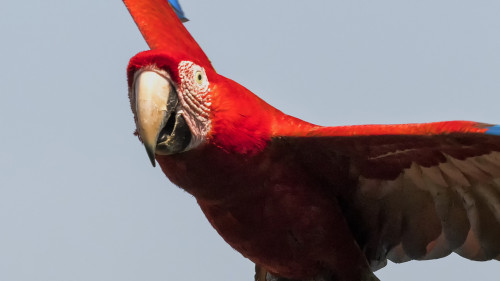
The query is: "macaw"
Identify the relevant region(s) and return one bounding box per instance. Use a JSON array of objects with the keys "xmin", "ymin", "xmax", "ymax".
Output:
[{"xmin": 122, "ymin": 1, "xmax": 500, "ymax": 280}]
